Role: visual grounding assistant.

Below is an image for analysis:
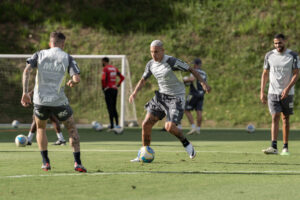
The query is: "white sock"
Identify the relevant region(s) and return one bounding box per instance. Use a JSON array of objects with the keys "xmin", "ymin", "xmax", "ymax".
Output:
[
  {"xmin": 191, "ymin": 124, "xmax": 196, "ymax": 129},
  {"xmin": 197, "ymin": 126, "xmax": 201, "ymax": 131},
  {"xmin": 177, "ymin": 124, "xmax": 182, "ymax": 130},
  {"xmin": 27, "ymin": 132, "xmax": 35, "ymax": 142},
  {"xmin": 56, "ymin": 132, "xmax": 65, "ymax": 141}
]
